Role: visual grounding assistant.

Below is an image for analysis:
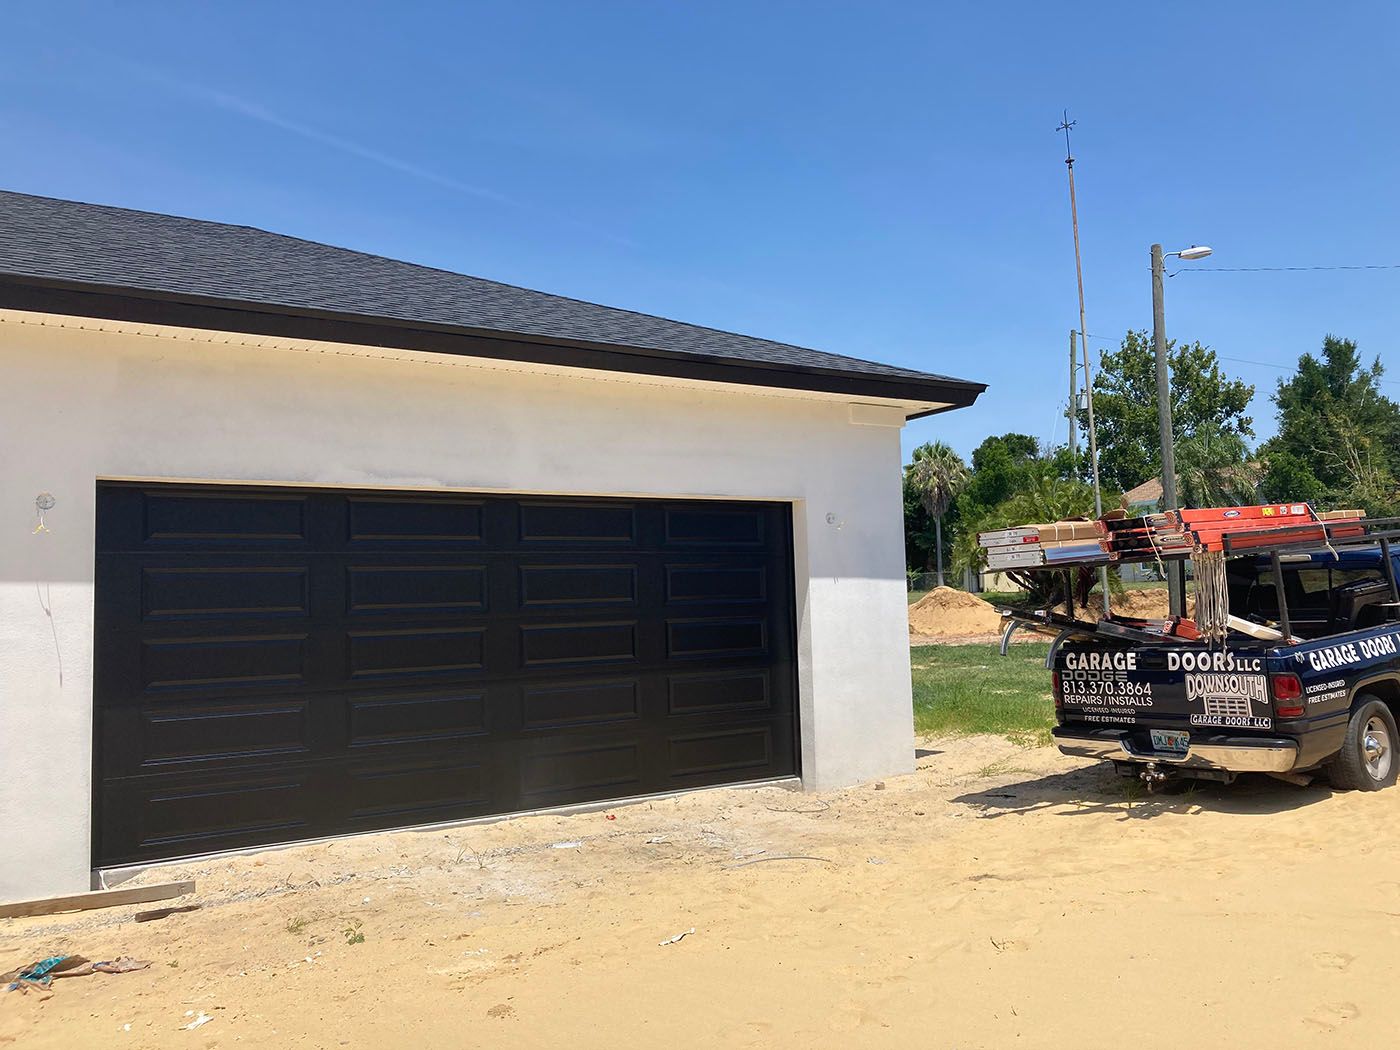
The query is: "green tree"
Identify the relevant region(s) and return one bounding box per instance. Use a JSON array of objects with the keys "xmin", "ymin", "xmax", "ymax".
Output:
[
  {"xmin": 957, "ymin": 433, "xmax": 1042, "ymax": 518},
  {"xmin": 1175, "ymin": 426, "xmax": 1259, "ymax": 508},
  {"xmin": 932, "ymin": 433, "xmax": 1042, "ymax": 580},
  {"xmin": 1086, "ymin": 330, "xmax": 1255, "ymax": 492},
  {"xmin": 904, "ymin": 442, "xmax": 968, "ymax": 586},
  {"xmin": 1261, "ymin": 336, "xmax": 1400, "ymax": 514}
]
